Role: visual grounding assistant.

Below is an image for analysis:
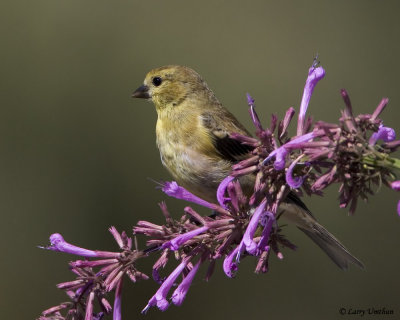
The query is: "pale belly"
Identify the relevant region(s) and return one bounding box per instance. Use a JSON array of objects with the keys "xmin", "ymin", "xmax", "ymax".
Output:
[{"xmin": 157, "ymin": 141, "xmax": 231, "ymax": 202}]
